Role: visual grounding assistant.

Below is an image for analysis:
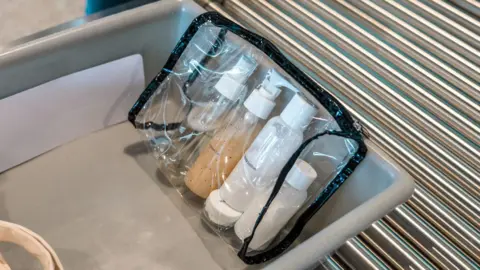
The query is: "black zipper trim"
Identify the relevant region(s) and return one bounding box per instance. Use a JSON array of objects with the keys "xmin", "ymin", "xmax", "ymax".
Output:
[{"xmin": 128, "ymin": 11, "xmax": 367, "ymax": 265}]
